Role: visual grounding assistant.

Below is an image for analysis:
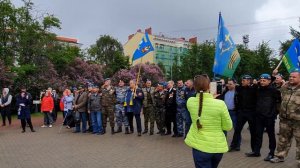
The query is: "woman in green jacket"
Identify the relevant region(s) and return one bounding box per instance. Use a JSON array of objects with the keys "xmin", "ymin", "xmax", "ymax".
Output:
[{"xmin": 184, "ymin": 75, "xmax": 232, "ymax": 168}]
